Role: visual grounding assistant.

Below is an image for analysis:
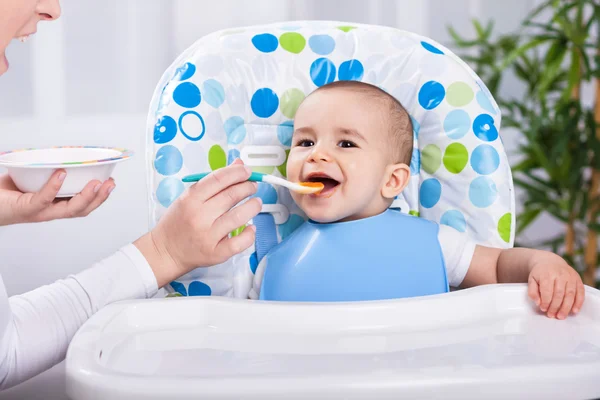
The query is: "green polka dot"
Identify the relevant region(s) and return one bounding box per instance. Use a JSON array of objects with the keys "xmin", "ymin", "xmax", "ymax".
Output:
[
  {"xmin": 252, "ymin": 166, "xmax": 275, "ymax": 174},
  {"xmin": 230, "ymin": 225, "xmax": 246, "ymax": 237},
  {"xmin": 279, "ymin": 33, "xmax": 306, "ymax": 54},
  {"xmin": 422, "ymin": 144, "xmax": 442, "ymax": 174},
  {"xmin": 208, "ymin": 145, "xmax": 226, "ymax": 170},
  {"xmin": 280, "ymin": 89, "xmax": 305, "ymax": 119},
  {"xmin": 443, "ymin": 143, "xmax": 469, "ymax": 174},
  {"xmin": 446, "ymin": 82, "xmax": 474, "ymax": 107},
  {"xmin": 277, "ymin": 149, "xmax": 290, "ymax": 177},
  {"xmin": 338, "ymin": 26, "xmax": 356, "ymax": 32},
  {"xmin": 498, "ymin": 213, "xmax": 512, "ymax": 243},
  {"xmin": 409, "ymin": 210, "xmax": 420, "ymax": 217}
]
